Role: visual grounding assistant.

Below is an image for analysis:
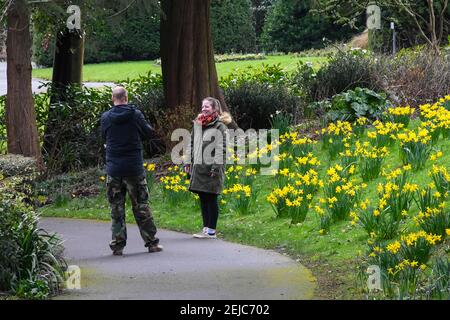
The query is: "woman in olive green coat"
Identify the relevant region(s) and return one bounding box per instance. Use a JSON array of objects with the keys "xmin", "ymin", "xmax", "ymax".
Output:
[{"xmin": 185, "ymin": 97, "xmax": 232, "ymax": 239}]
